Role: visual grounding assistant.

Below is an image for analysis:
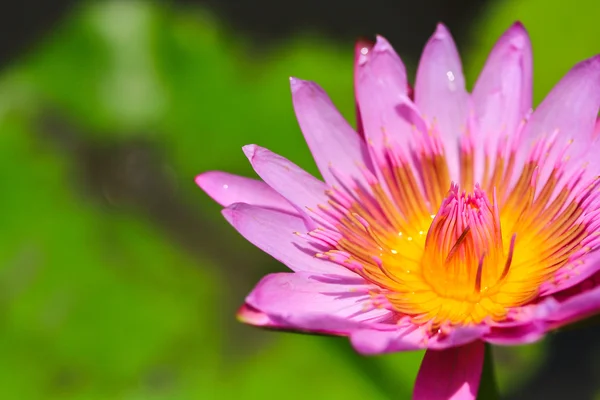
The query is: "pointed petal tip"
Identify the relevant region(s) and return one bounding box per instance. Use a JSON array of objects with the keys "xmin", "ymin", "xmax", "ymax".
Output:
[
  {"xmin": 373, "ymin": 35, "xmax": 393, "ymax": 52},
  {"xmin": 501, "ymin": 22, "xmax": 531, "ymax": 50},
  {"xmin": 194, "ymin": 171, "xmax": 210, "ymax": 189},
  {"xmin": 236, "ymin": 303, "xmax": 272, "ymax": 326},
  {"xmin": 434, "ymin": 22, "xmax": 451, "ymax": 39},
  {"xmin": 289, "ymin": 76, "xmax": 307, "ymax": 92},
  {"xmin": 355, "ymin": 39, "xmax": 373, "ymax": 66},
  {"xmin": 195, "ymin": 170, "xmax": 233, "ymax": 201},
  {"xmin": 354, "ymin": 35, "xmax": 397, "ymax": 65},
  {"xmin": 242, "ymin": 144, "xmax": 259, "ymax": 161},
  {"xmin": 222, "ymin": 202, "xmax": 255, "ymax": 227},
  {"xmin": 511, "ymin": 20, "xmax": 526, "ymax": 30},
  {"xmin": 355, "ymin": 36, "xmax": 374, "ymax": 51},
  {"xmin": 290, "ymin": 77, "xmax": 321, "ymax": 96},
  {"xmin": 194, "ymin": 171, "xmax": 224, "ymax": 200},
  {"xmin": 221, "ymin": 205, "xmax": 236, "ymax": 224}
]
